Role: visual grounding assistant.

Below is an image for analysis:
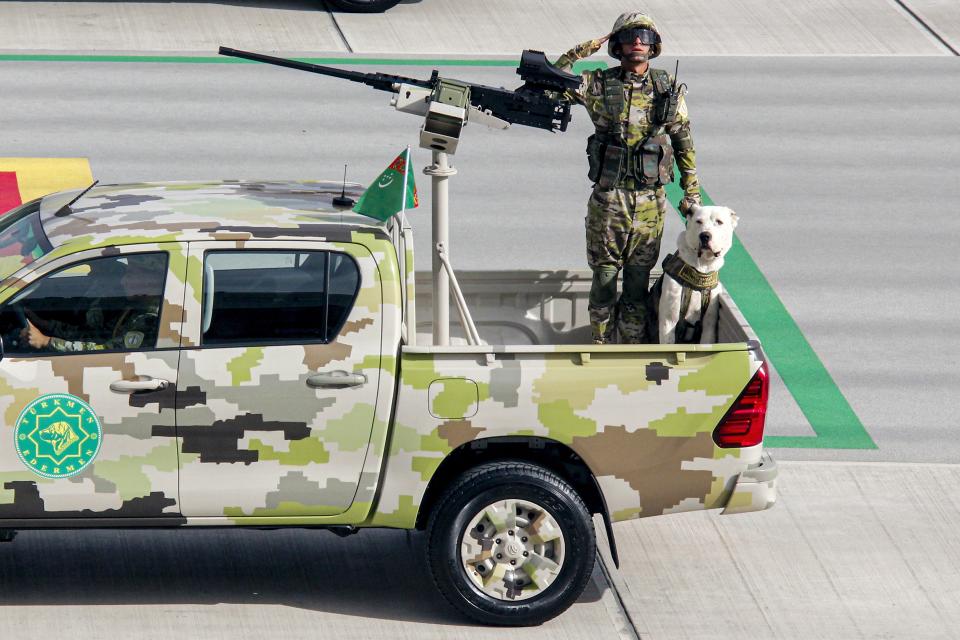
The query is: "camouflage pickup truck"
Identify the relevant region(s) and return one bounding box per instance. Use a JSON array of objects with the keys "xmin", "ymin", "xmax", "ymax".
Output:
[{"xmin": 0, "ymin": 180, "xmax": 777, "ymax": 625}]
